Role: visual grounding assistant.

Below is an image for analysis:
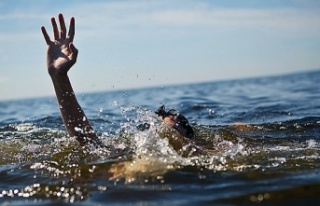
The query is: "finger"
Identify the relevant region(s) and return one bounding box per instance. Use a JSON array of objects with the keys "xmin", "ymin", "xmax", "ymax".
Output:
[
  {"xmin": 41, "ymin": 26, "xmax": 51, "ymax": 45},
  {"xmin": 68, "ymin": 17, "xmax": 75, "ymax": 42},
  {"xmin": 59, "ymin": 13, "xmax": 66, "ymax": 39},
  {"xmin": 66, "ymin": 43, "xmax": 78, "ymax": 69},
  {"xmin": 69, "ymin": 42, "xmax": 78, "ymax": 59},
  {"xmin": 51, "ymin": 17, "xmax": 59, "ymax": 40}
]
